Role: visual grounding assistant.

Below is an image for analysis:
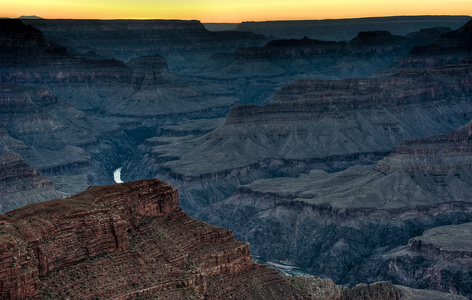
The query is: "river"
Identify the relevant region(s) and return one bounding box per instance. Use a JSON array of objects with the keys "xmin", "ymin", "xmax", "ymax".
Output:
[{"xmin": 113, "ymin": 167, "xmax": 124, "ymax": 183}]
